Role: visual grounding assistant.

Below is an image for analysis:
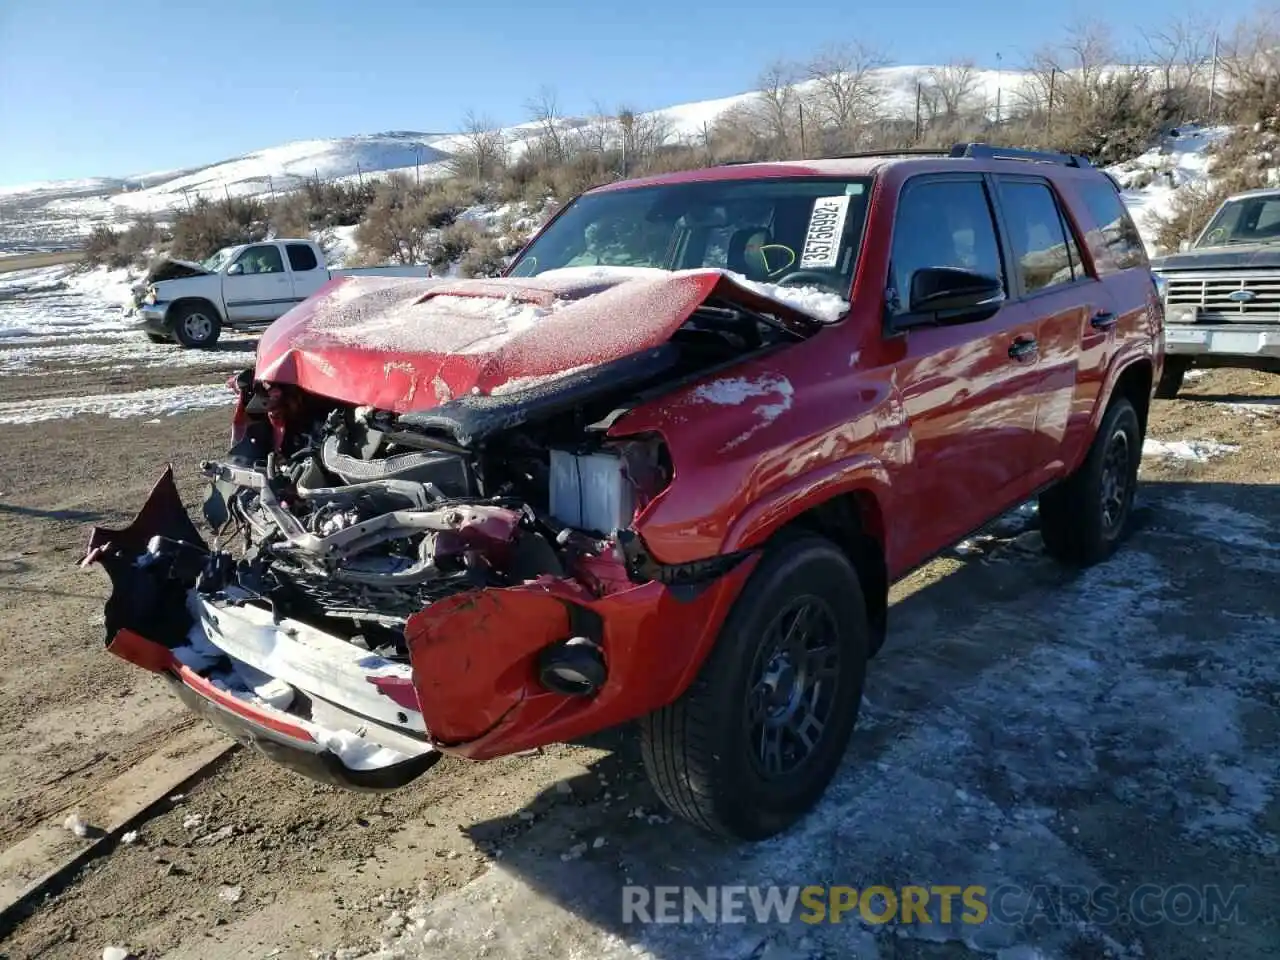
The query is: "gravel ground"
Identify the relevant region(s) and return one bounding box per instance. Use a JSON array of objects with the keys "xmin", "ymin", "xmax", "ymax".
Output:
[{"xmin": 0, "ymin": 276, "xmax": 1276, "ymax": 960}]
